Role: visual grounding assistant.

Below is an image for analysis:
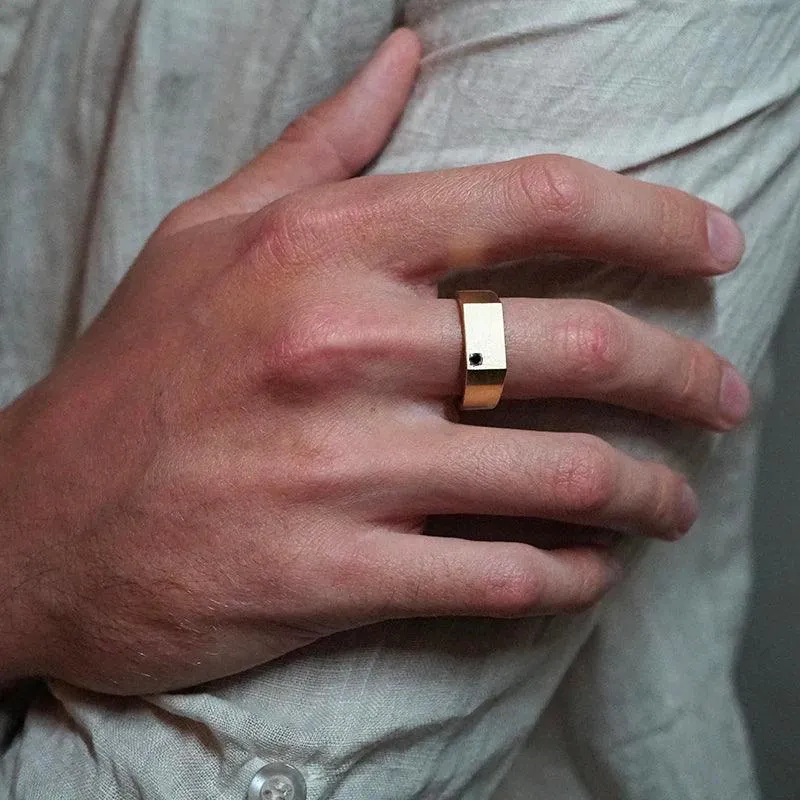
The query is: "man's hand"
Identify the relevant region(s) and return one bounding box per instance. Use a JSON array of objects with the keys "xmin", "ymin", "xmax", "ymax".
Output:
[{"xmin": 0, "ymin": 29, "xmax": 749, "ymax": 695}]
